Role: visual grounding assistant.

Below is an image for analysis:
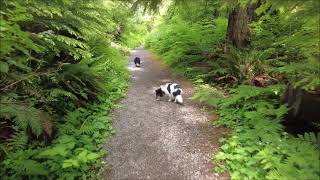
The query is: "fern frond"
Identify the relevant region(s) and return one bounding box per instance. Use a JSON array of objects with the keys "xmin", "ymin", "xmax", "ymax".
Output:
[
  {"xmin": 0, "ymin": 103, "xmax": 43, "ymax": 136},
  {"xmin": 46, "ymin": 88, "xmax": 78, "ymax": 102},
  {"xmin": 297, "ymin": 132, "xmax": 320, "ymax": 148},
  {"xmin": 6, "ymin": 131, "xmax": 28, "ymax": 151}
]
